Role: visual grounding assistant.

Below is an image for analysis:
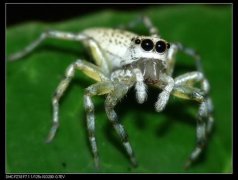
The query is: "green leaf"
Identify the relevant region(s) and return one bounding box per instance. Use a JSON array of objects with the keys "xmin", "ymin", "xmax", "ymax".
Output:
[{"xmin": 7, "ymin": 5, "xmax": 232, "ymax": 173}]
